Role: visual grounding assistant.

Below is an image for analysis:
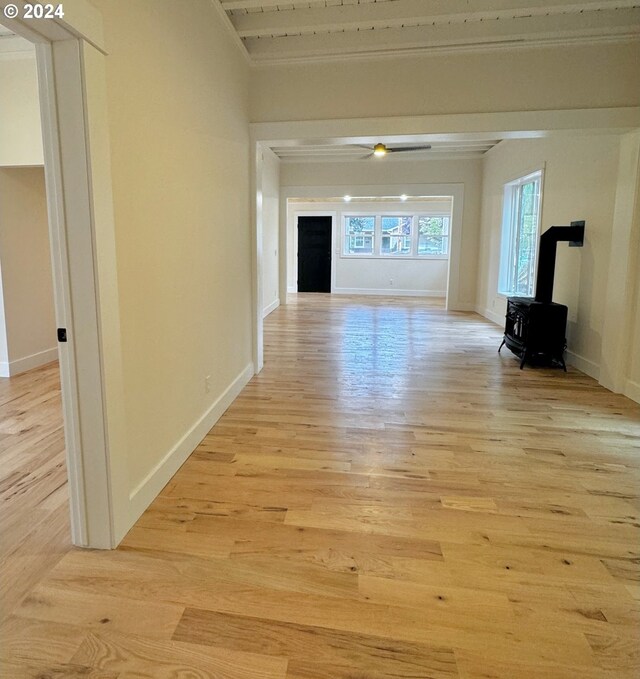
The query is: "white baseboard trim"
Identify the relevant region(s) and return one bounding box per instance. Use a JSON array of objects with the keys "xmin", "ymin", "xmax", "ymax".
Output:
[
  {"xmin": 333, "ymin": 287, "xmax": 446, "ymax": 298},
  {"xmin": 565, "ymin": 350, "xmax": 600, "ymax": 380},
  {"xmin": 263, "ymin": 298, "xmax": 280, "ymax": 318},
  {"xmin": 476, "ymin": 306, "xmax": 504, "ymax": 326},
  {"xmin": 0, "ymin": 347, "xmax": 58, "ymax": 377},
  {"xmin": 624, "ymin": 378, "xmax": 640, "ymax": 404},
  {"xmin": 128, "ymin": 361, "xmax": 254, "ymax": 524}
]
